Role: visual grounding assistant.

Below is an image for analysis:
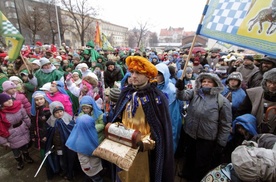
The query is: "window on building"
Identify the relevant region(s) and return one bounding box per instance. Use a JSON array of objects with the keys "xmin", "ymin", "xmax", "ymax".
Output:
[
  {"xmin": 5, "ymin": 1, "xmax": 15, "ymax": 8},
  {"xmin": 7, "ymin": 12, "xmax": 17, "ymax": 19}
]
